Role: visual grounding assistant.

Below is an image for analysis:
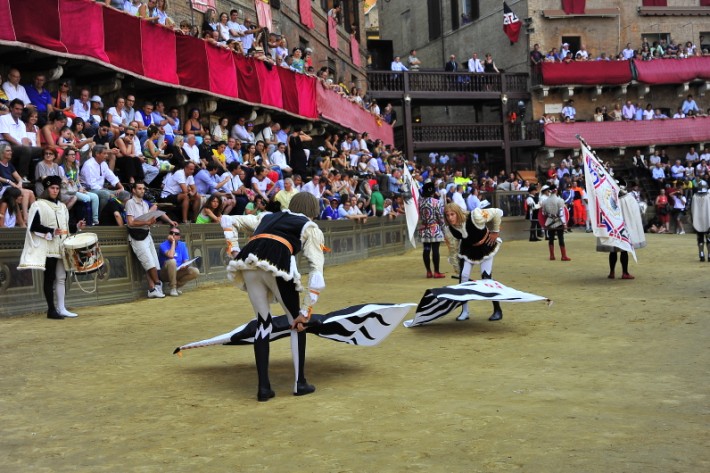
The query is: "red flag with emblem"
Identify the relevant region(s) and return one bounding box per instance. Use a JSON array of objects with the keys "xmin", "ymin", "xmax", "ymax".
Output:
[{"xmin": 503, "ymin": 2, "xmax": 521, "ymax": 44}]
